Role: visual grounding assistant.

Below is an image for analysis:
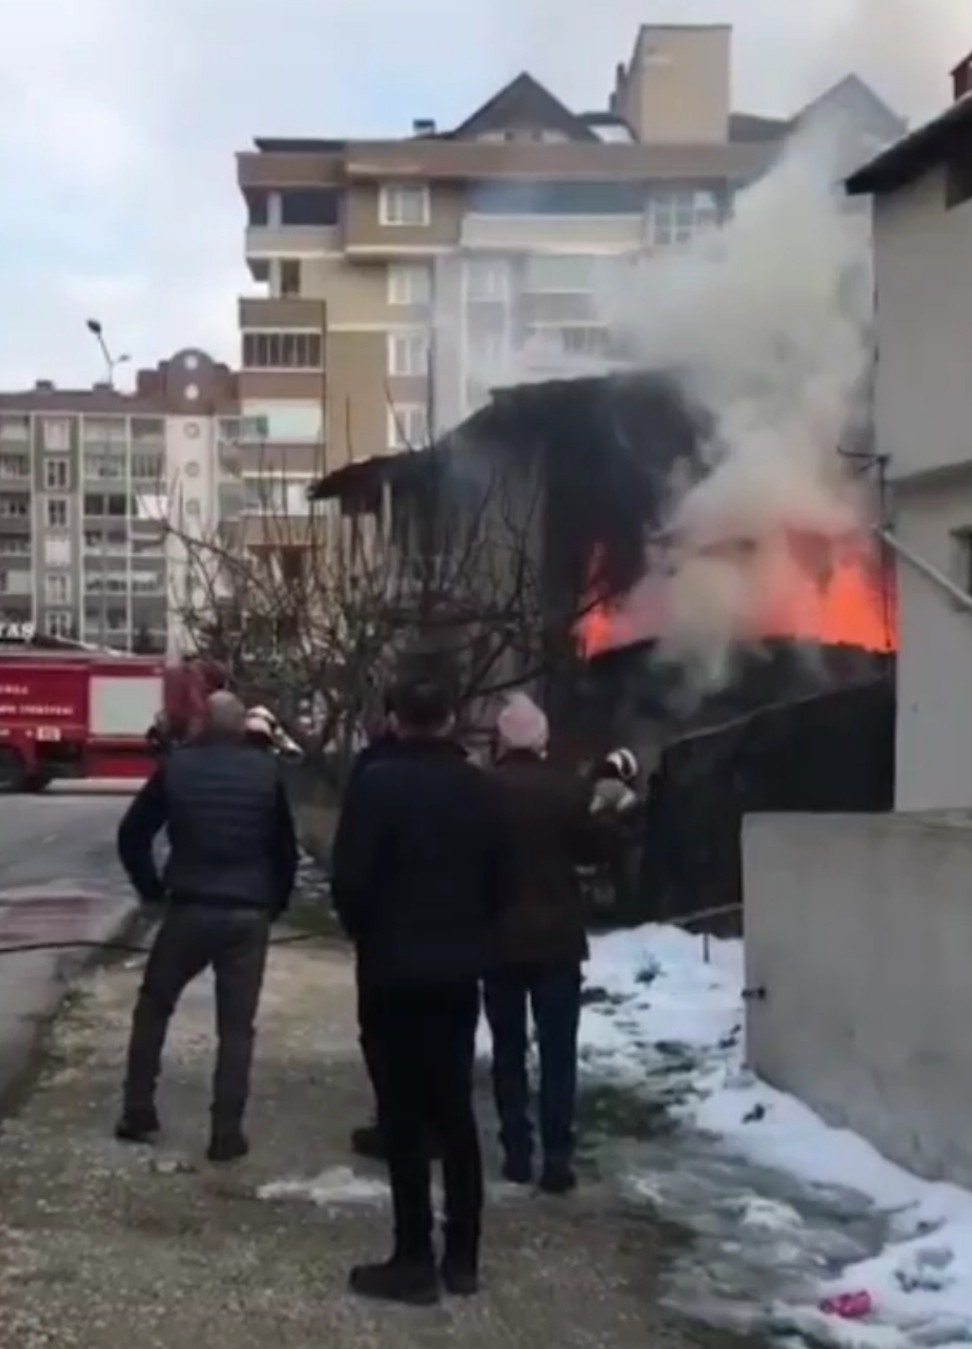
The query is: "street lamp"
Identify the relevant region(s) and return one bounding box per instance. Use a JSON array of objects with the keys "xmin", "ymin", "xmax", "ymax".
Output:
[{"xmin": 85, "ymin": 318, "xmax": 130, "ymax": 388}]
